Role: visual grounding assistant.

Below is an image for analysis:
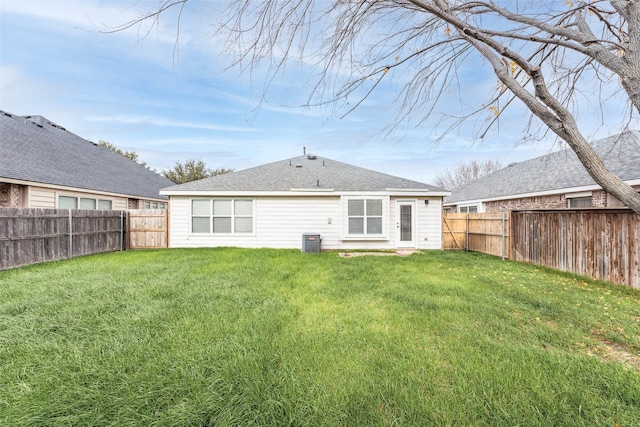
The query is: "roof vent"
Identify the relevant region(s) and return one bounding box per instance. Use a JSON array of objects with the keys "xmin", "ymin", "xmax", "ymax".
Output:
[
  {"xmin": 307, "ymin": 155, "xmax": 317, "ymax": 160},
  {"xmin": 507, "ymin": 162, "xmax": 517, "ymax": 167}
]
